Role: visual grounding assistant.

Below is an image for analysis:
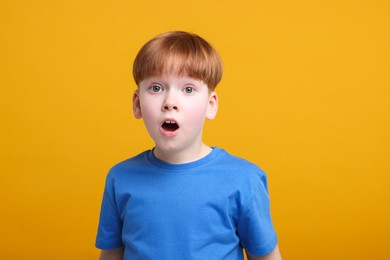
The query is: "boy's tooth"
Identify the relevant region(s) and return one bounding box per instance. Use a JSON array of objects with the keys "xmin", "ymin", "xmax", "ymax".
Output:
[{"xmin": 164, "ymin": 120, "xmax": 177, "ymax": 124}]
